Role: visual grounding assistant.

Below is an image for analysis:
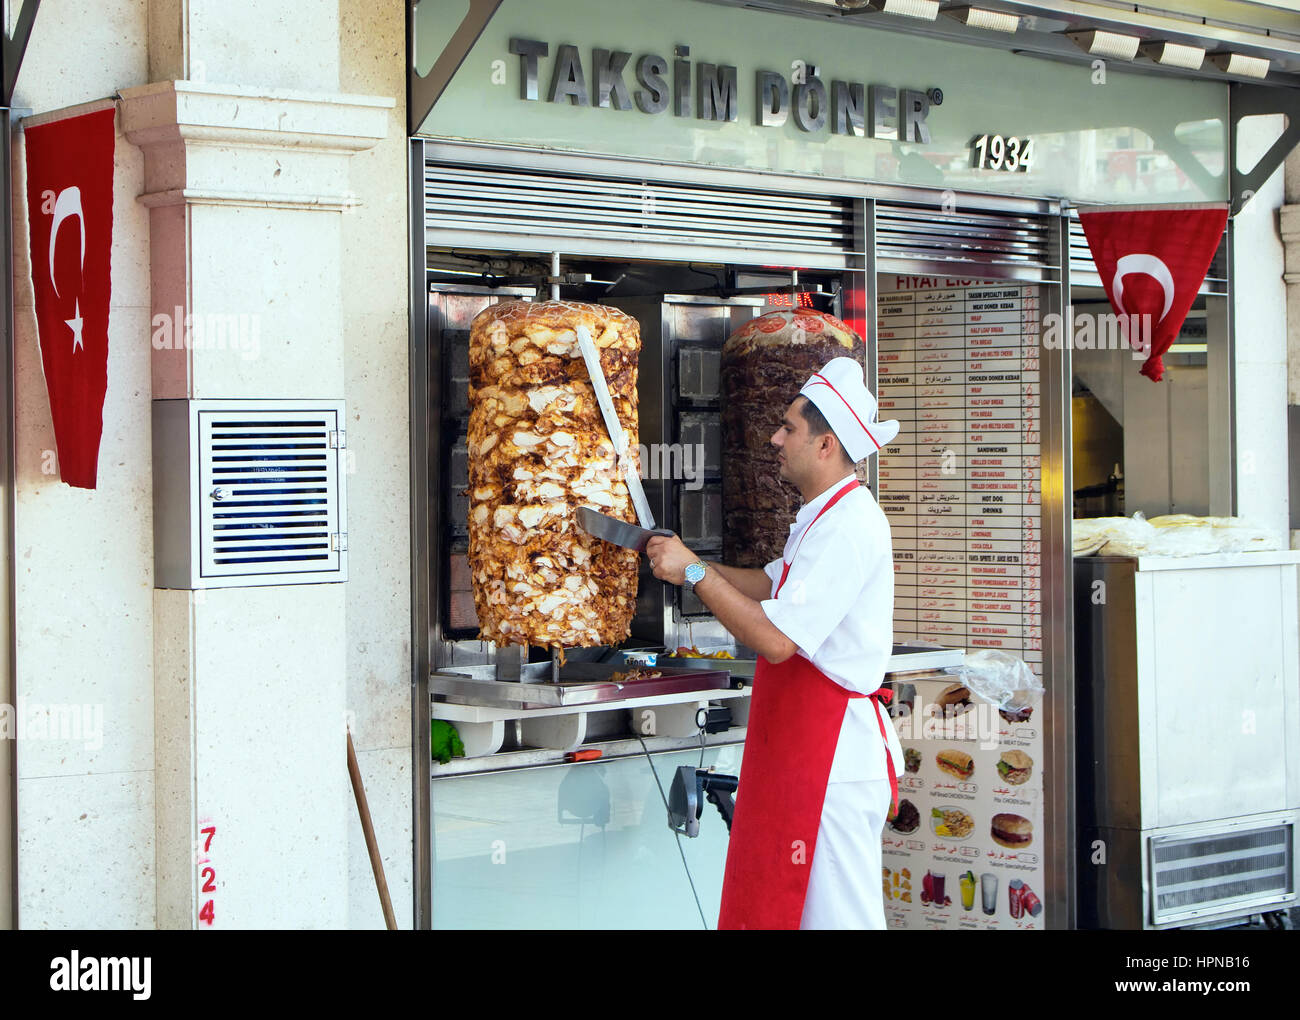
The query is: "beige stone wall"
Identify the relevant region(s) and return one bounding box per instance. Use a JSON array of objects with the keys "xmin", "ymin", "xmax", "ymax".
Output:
[
  {"xmin": 337, "ymin": 0, "xmax": 413, "ymax": 929},
  {"xmin": 7, "ymin": 0, "xmax": 409, "ymax": 928},
  {"xmin": 10, "ymin": 1, "xmax": 155, "ymax": 927}
]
